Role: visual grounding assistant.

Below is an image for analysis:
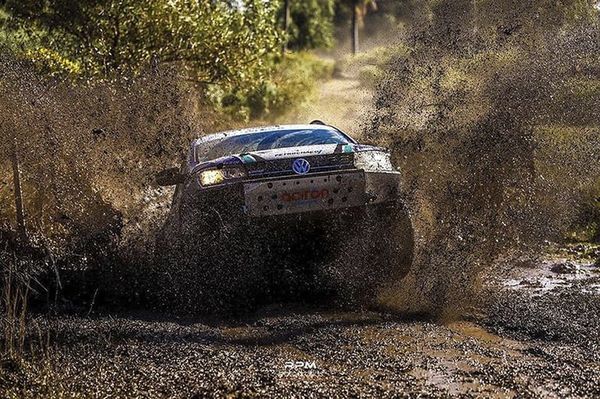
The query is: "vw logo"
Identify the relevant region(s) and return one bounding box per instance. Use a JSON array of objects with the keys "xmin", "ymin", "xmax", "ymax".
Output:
[{"xmin": 292, "ymin": 158, "xmax": 311, "ymax": 175}]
